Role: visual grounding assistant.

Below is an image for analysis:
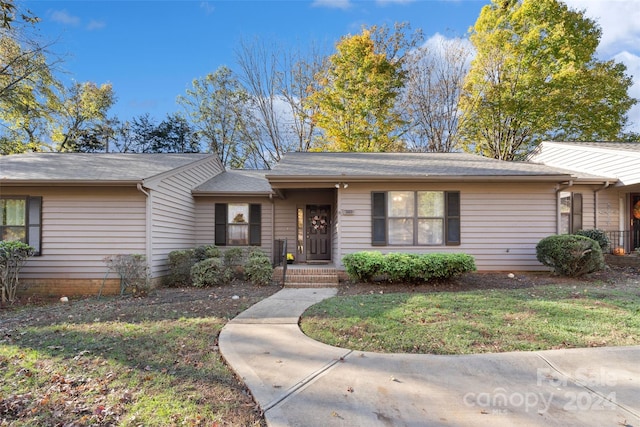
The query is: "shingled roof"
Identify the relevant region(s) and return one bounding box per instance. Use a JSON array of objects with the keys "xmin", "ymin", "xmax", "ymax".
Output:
[
  {"xmin": 194, "ymin": 170, "xmax": 272, "ymax": 195},
  {"xmin": 0, "ymin": 153, "xmax": 215, "ymax": 183},
  {"xmin": 265, "ymin": 152, "xmax": 579, "ymax": 182}
]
